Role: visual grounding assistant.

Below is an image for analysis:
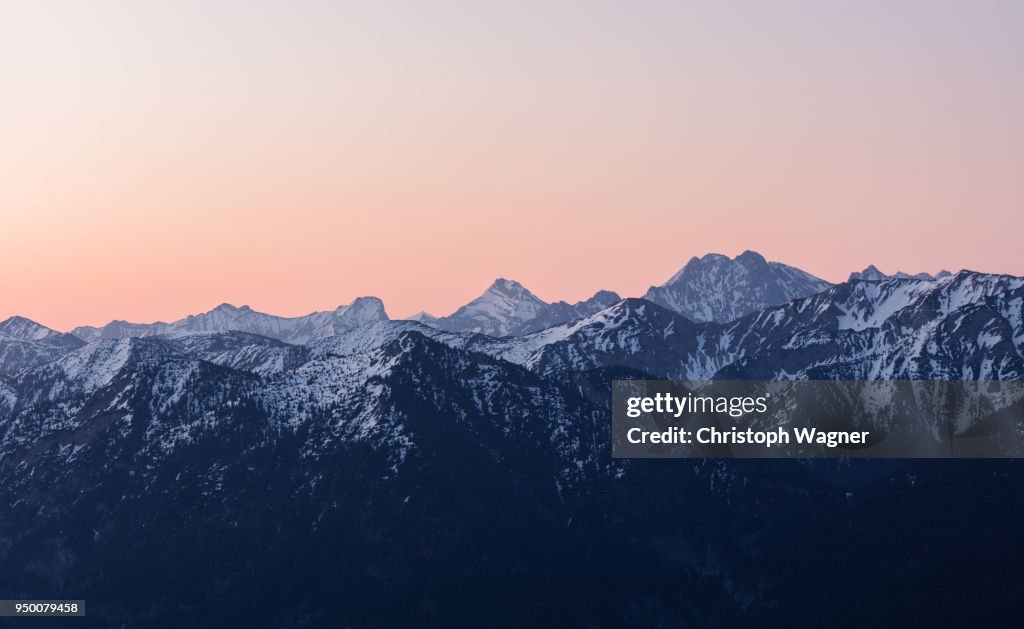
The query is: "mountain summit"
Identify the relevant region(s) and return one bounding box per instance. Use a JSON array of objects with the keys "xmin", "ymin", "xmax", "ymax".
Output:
[
  {"xmin": 643, "ymin": 251, "xmax": 831, "ymax": 323},
  {"xmin": 427, "ymin": 279, "xmax": 549, "ymax": 336},
  {"xmin": 419, "ymin": 279, "xmax": 621, "ymax": 336}
]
